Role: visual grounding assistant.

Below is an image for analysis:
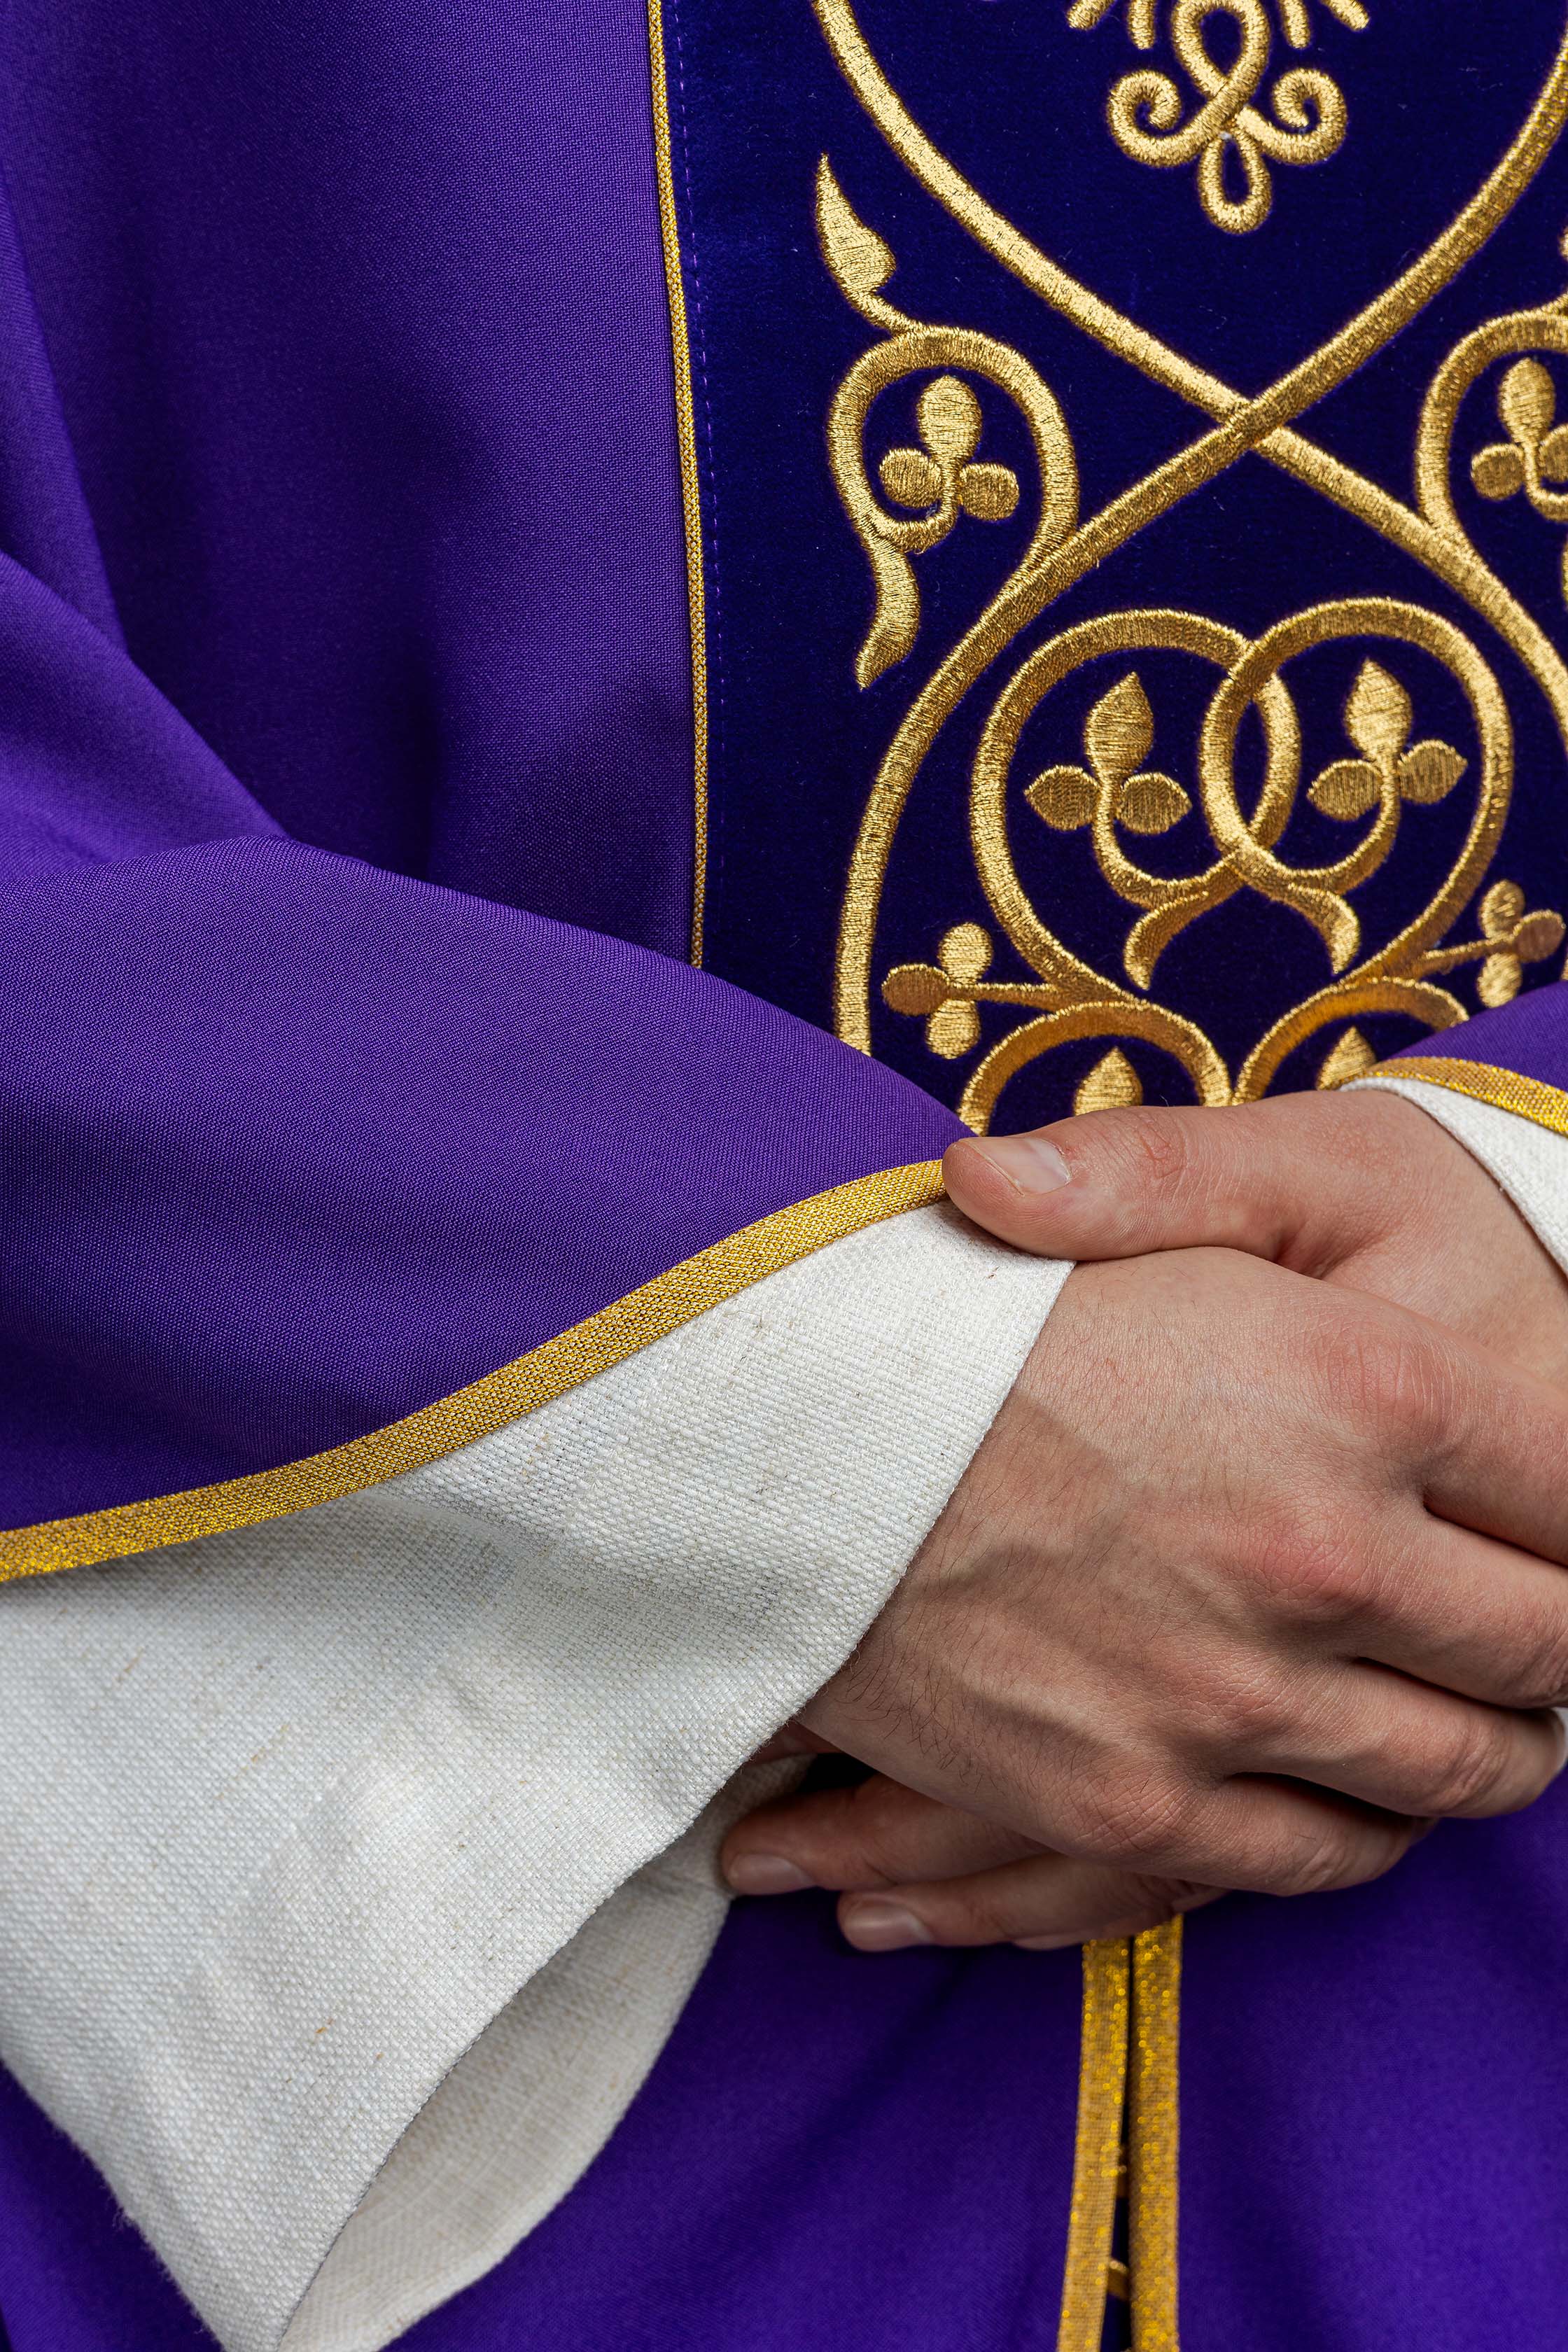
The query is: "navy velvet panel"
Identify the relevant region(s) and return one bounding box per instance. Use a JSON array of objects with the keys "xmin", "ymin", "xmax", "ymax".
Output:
[{"xmin": 668, "ymin": 0, "xmax": 1568, "ymax": 1126}]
